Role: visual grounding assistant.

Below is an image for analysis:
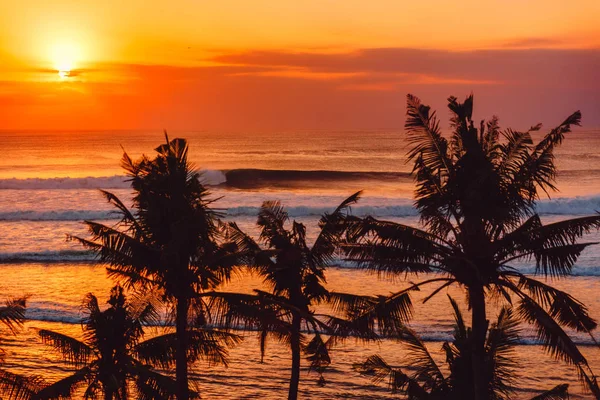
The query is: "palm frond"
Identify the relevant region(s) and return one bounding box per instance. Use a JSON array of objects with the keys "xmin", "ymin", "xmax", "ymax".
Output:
[
  {"xmin": 518, "ymin": 111, "xmax": 581, "ymax": 197},
  {"xmin": 486, "ymin": 307, "xmax": 520, "ymax": 398},
  {"xmin": 70, "ymin": 221, "xmax": 160, "ymax": 279},
  {"xmin": 134, "ymin": 328, "xmax": 241, "ymax": 369},
  {"xmin": 353, "ymin": 354, "xmax": 427, "ymax": 395},
  {"xmin": 97, "ymin": 190, "xmax": 144, "ymax": 236},
  {"xmin": 304, "ymin": 333, "xmax": 331, "ymax": 384},
  {"xmin": 310, "ymin": 191, "xmax": 362, "ymax": 266},
  {"xmin": 514, "ymin": 274, "xmax": 597, "ymax": 332},
  {"xmin": 34, "ymin": 367, "xmax": 91, "ymax": 400},
  {"xmin": 342, "ymin": 216, "xmax": 447, "ymax": 276},
  {"xmin": 257, "ymin": 201, "xmax": 290, "ymax": 248},
  {"xmin": 397, "ymin": 325, "xmax": 446, "ymax": 390},
  {"xmin": 405, "ymin": 94, "xmax": 452, "ymax": 174},
  {"xmin": 129, "ymin": 365, "xmax": 182, "ymax": 400},
  {"xmin": 530, "ymin": 383, "xmax": 569, "ymax": 400},
  {"xmin": 223, "ymin": 222, "xmax": 268, "ymax": 267},
  {"xmin": 0, "ymin": 297, "xmax": 27, "ymax": 333},
  {"xmin": 329, "ymin": 288, "xmax": 415, "ymax": 337},
  {"xmin": 38, "ymin": 330, "xmax": 92, "ymax": 366},
  {"xmin": 0, "ymin": 369, "xmax": 43, "ymax": 400},
  {"xmin": 577, "ymin": 364, "xmax": 600, "ymax": 399},
  {"xmin": 447, "ymin": 295, "xmax": 467, "ymax": 339},
  {"xmin": 499, "ymin": 215, "xmax": 600, "ymax": 277},
  {"xmin": 516, "ymin": 297, "xmax": 586, "ymax": 365}
]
